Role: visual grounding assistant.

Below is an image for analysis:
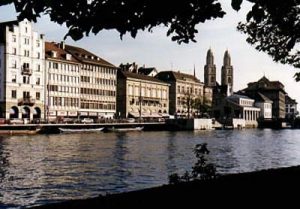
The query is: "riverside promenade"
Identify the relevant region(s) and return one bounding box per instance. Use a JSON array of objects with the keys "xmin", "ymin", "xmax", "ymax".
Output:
[
  {"xmin": 30, "ymin": 165, "xmax": 300, "ymax": 208},
  {"xmin": 0, "ymin": 122, "xmax": 168, "ymax": 134}
]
